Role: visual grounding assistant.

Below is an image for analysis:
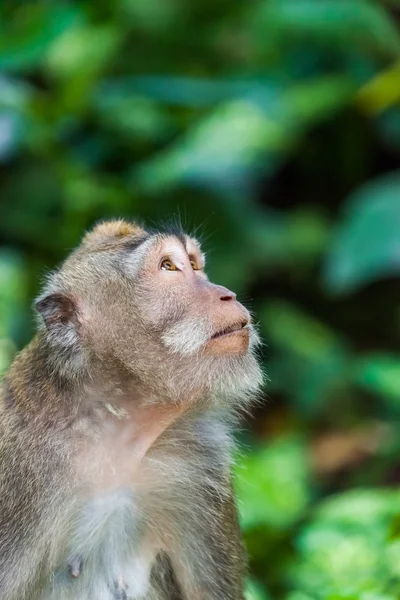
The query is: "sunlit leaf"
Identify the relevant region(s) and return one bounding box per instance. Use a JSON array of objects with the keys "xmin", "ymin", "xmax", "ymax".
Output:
[
  {"xmin": 136, "ymin": 73, "xmax": 353, "ymax": 193},
  {"xmin": 236, "ymin": 437, "xmax": 310, "ymax": 530},
  {"xmin": 357, "ymin": 61, "xmax": 400, "ymax": 115},
  {"xmin": 289, "ymin": 490, "xmax": 400, "ymax": 598},
  {"xmin": 0, "ymin": 248, "xmax": 28, "ymax": 347},
  {"xmin": 314, "ymin": 489, "xmax": 400, "ymax": 527},
  {"xmin": 136, "ymin": 99, "xmax": 287, "ymax": 193},
  {"xmin": 0, "ymin": 5, "xmax": 81, "ymax": 71},
  {"xmin": 353, "ymin": 354, "xmax": 400, "ymax": 407},
  {"xmin": 46, "ymin": 25, "xmax": 119, "ymax": 79},
  {"xmin": 245, "ymin": 578, "xmax": 270, "ymax": 600},
  {"xmin": 360, "ymin": 595, "xmax": 397, "ymax": 600},
  {"xmin": 292, "ymin": 525, "xmax": 384, "ymax": 595}
]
